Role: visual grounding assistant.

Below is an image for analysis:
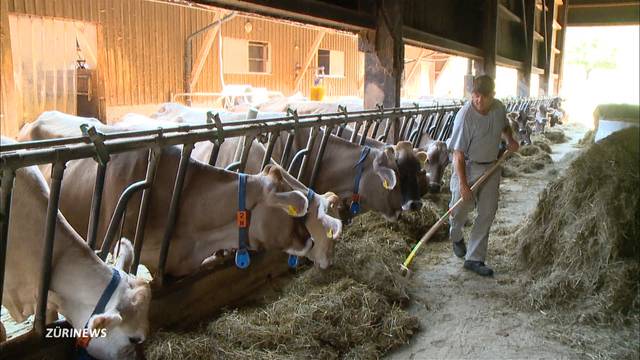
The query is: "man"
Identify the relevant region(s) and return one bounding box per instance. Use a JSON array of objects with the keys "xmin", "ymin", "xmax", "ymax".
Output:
[{"xmin": 447, "ymin": 75, "xmax": 519, "ymax": 276}]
